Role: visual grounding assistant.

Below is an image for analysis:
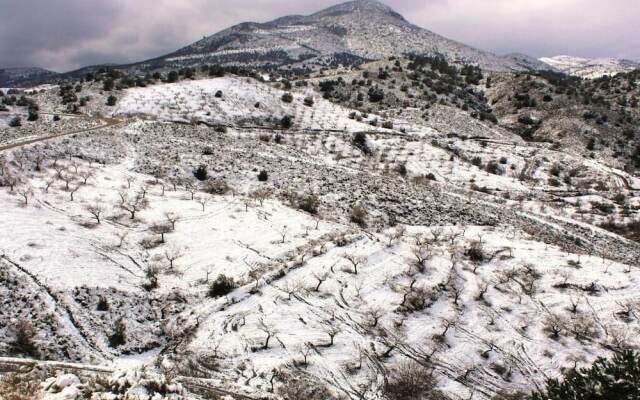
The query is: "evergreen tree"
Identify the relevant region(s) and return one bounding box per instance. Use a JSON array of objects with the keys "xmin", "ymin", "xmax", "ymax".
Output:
[{"xmin": 530, "ymin": 351, "xmax": 640, "ymax": 400}]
